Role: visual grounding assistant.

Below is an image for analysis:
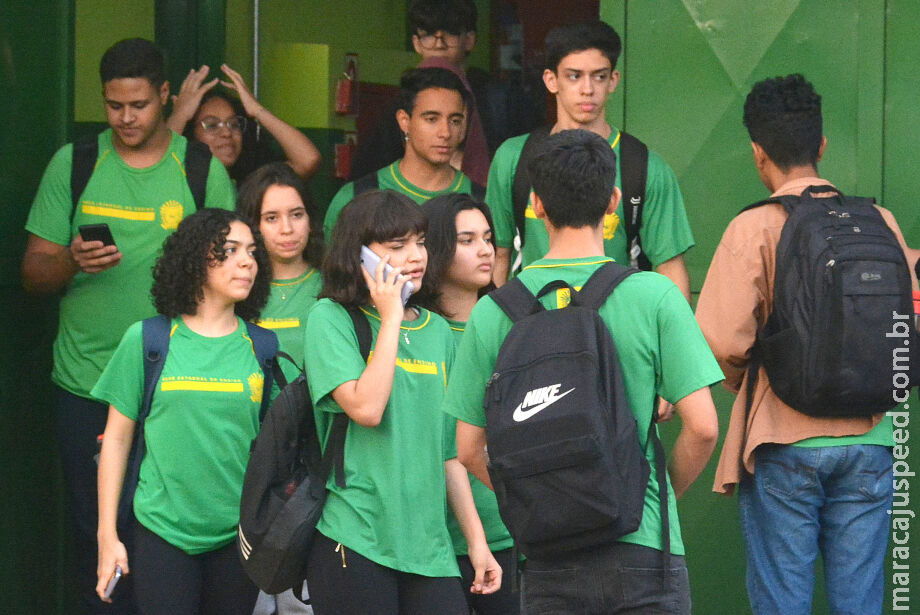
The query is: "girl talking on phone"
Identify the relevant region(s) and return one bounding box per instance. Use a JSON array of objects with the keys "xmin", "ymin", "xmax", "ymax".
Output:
[
  {"xmin": 302, "ymin": 190, "xmax": 501, "ymax": 615},
  {"xmin": 93, "ymin": 209, "xmax": 273, "ymax": 614},
  {"xmin": 420, "ymin": 193, "xmax": 520, "ymax": 615}
]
